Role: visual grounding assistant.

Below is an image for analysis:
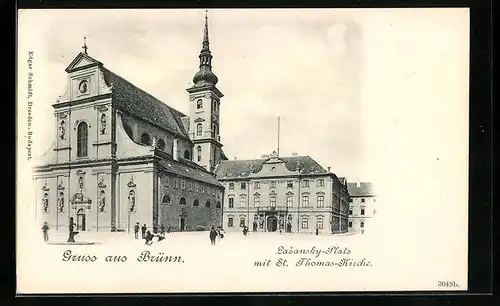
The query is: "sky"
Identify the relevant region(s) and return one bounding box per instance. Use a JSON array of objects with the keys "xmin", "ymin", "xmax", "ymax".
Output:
[{"xmin": 18, "ymin": 8, "xmax": 469, "ymax": 185}]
